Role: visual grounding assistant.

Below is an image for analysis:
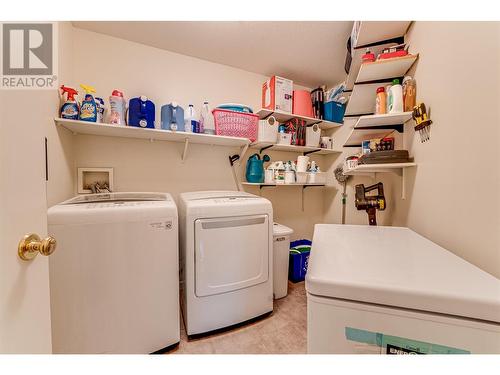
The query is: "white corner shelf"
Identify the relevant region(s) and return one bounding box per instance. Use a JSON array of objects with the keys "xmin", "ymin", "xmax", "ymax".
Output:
[
  {"xmin": 354, "ymin": 112, "xmax": 413, "ymax": 128},
  {"xmin": 256, "ymin": 108, "xmax": 343, "ymax": 130},
  {"xmin": 346, "ymin": 40, "xmax": 402, "ymax": 91},
  {"xmin": 343, "ymin": 128, "xmax": 398, "ymax": 147},
  {"xmin": 250, "ymin": 141, "xmax": 342, "ymax": 156},
  {"xmin": 343, "ymin": 162, "xmax": 416, "ymax": 175},
  {"xmin": 355, "ymin": 54, "xmax": 418, "ymax": 83},
  {"xmin": 343, "ymin": 162, "xmax": 416, "ymax": 200},
  {"xmin": 54, "ymin": 118, "xmax": 250, "ymax": 161},
  {"xmin": 352, "ymin": 21, "xmax": 412, "ymax": 48}
]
